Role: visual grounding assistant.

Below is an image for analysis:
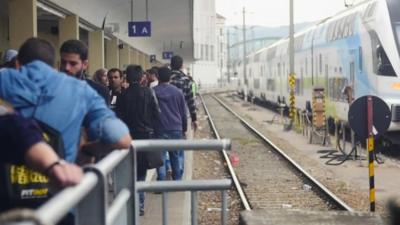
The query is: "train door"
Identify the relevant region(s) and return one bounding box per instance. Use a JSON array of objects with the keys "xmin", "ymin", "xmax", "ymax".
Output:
[
  {"xmin": 325, "ymin": 64, "xmax": 329, "ymax": 97},
  {"xmin": 347, "ymin": 48, "xmax": 360, "ymax": 102}
]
